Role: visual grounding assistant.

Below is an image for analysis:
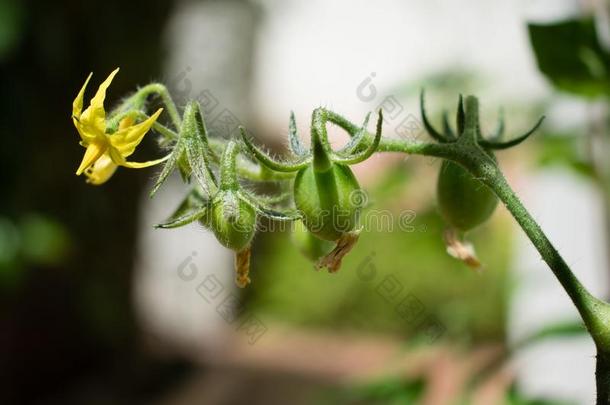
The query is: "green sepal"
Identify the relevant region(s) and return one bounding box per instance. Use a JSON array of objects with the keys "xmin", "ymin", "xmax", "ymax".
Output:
[
  {"xmin": 420, "ymin": 90, "xmax": 451, "ymax": 143},
  {"xmin": 240, "ymin": 126, "xmax": 311, "ymax": 172},
  {"xmin": 288, "ymin": 111, "xmax": 308, "ymax": 157},
  {"xmin": 331, "ymin": 110, "xmax": 383, "ymax": 165},
  {"xmin": 155, "ymin": 188, "xmax": 210, "ymax": 229},
  {"xmin": 479, "ymin": 116, "xmax": 545, "ymax": 150}
]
